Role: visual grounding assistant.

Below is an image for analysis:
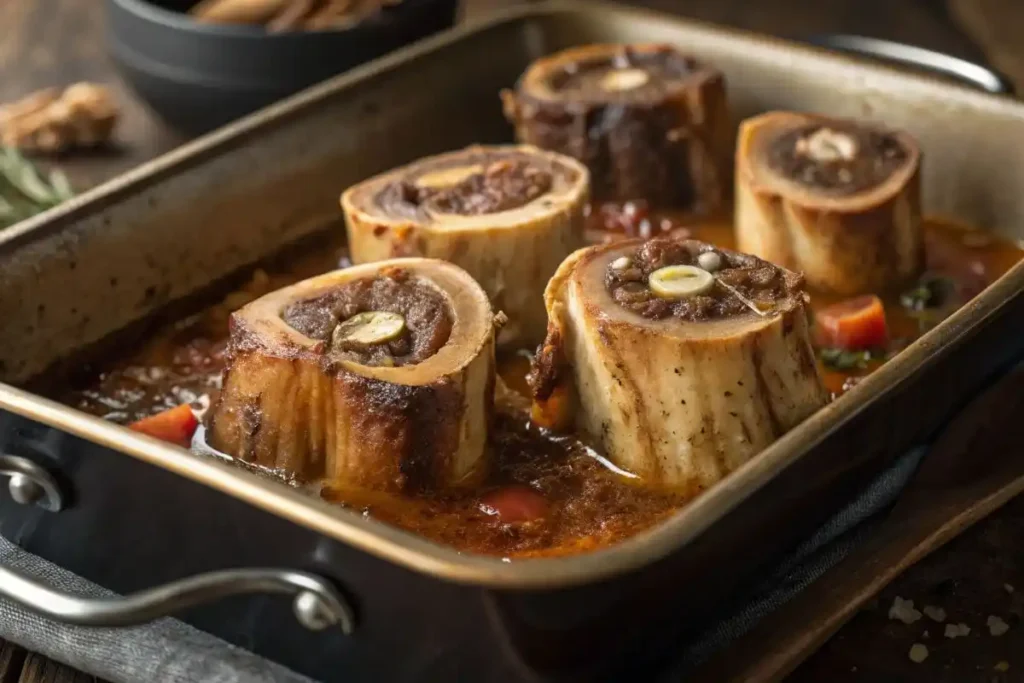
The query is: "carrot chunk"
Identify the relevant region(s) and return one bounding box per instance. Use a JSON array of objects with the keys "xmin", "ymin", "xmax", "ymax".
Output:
[
  {"xmin": 816, "ymin": 295, "xmax": 889, "ymax": 350},
  {"xmin": 128, "ymin": 404, "xmax": 199, "ymax": 447},
  {"xmin": 530, "ymin": 382, "xmax": 574, "ymax": 432},
  {"xmin": 480, "ymin": 486, "xmax": 549, "ymax": 524}
]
